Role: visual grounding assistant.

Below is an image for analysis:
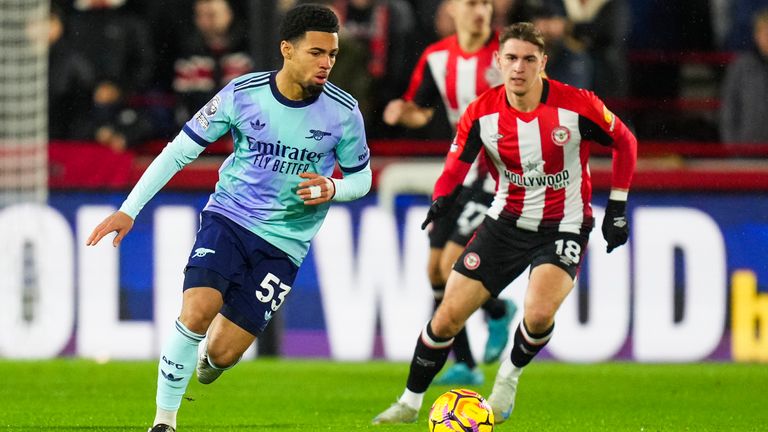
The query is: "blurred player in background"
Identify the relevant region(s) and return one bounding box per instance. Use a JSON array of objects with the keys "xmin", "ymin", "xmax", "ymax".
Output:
[
  {"xmin": 382, "ymin": 0, "xmax": 517, "ymax": 386},
  {"xmin": 720, "ymin": 7, "xmax": 768, "ymax": 144},
  {"xmin": 87, "ymin": 5, "xmax": 371, "ymax": 432},
  {"xmin": 373, "ymin": 22, "xmax": 636, "ymax": 425}
]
